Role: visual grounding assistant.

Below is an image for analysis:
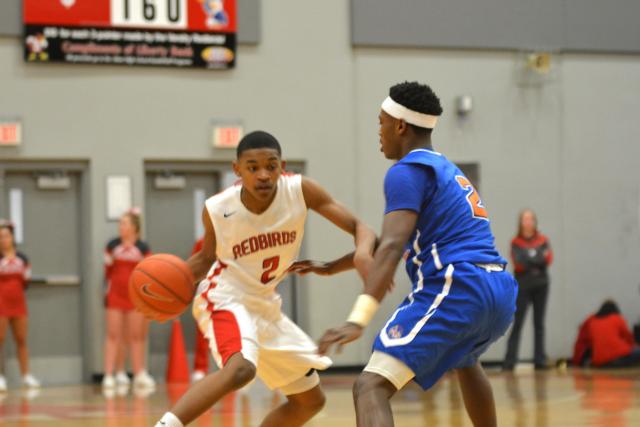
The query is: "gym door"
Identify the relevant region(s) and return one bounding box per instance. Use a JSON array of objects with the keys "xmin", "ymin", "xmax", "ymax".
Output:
[
  {"xmin": 0, "ymin": 169, "xmax": 84, "ymax": 384},
  {"xmin": 144, "ymin": 170, "xmax": 219, "ymax": 371}
]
